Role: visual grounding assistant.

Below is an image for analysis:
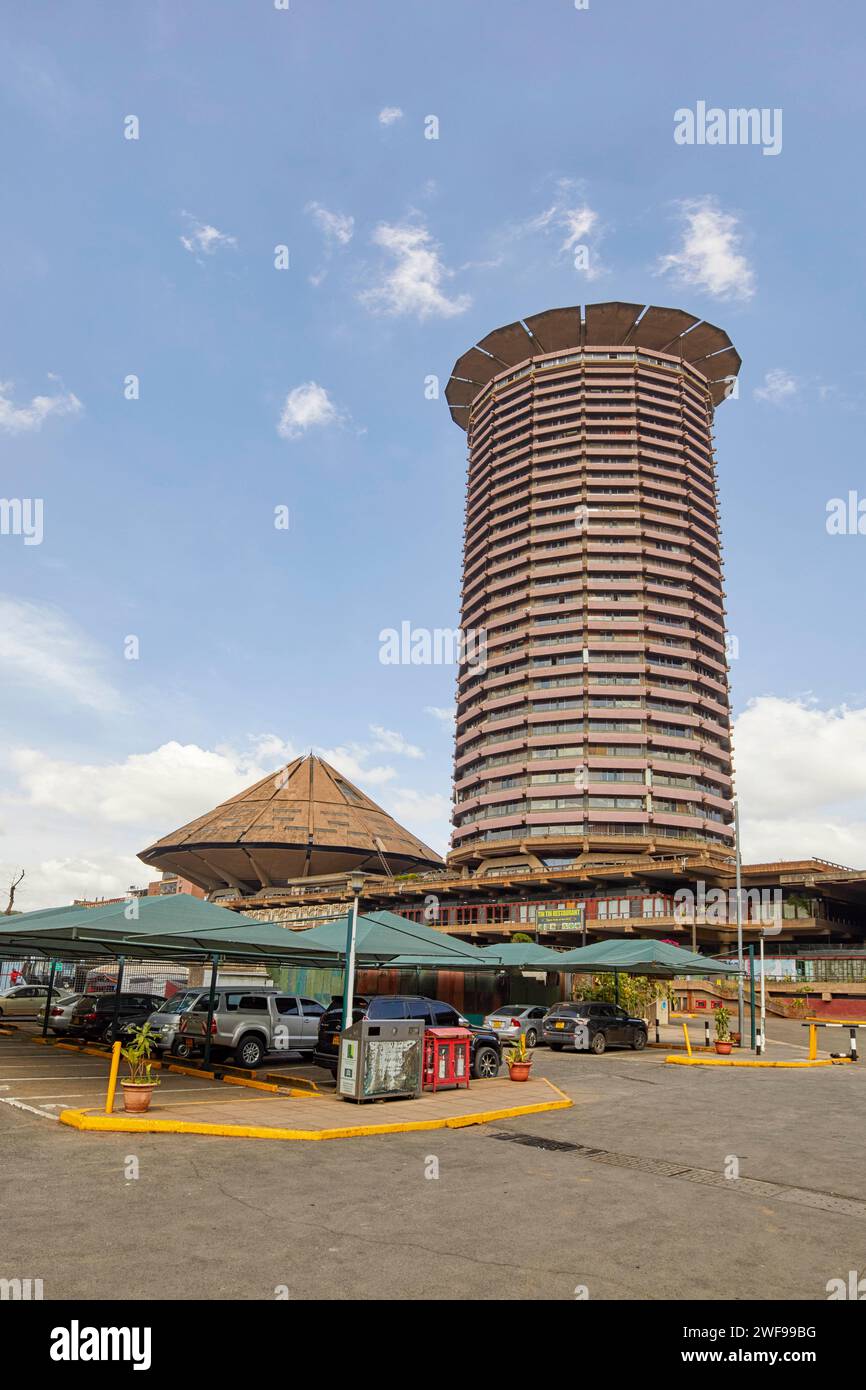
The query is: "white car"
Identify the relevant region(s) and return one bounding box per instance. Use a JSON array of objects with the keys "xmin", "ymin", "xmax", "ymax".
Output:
[{"xmin": 0, "ymin": 984, "xmax": 52, "ymax": 1018}]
